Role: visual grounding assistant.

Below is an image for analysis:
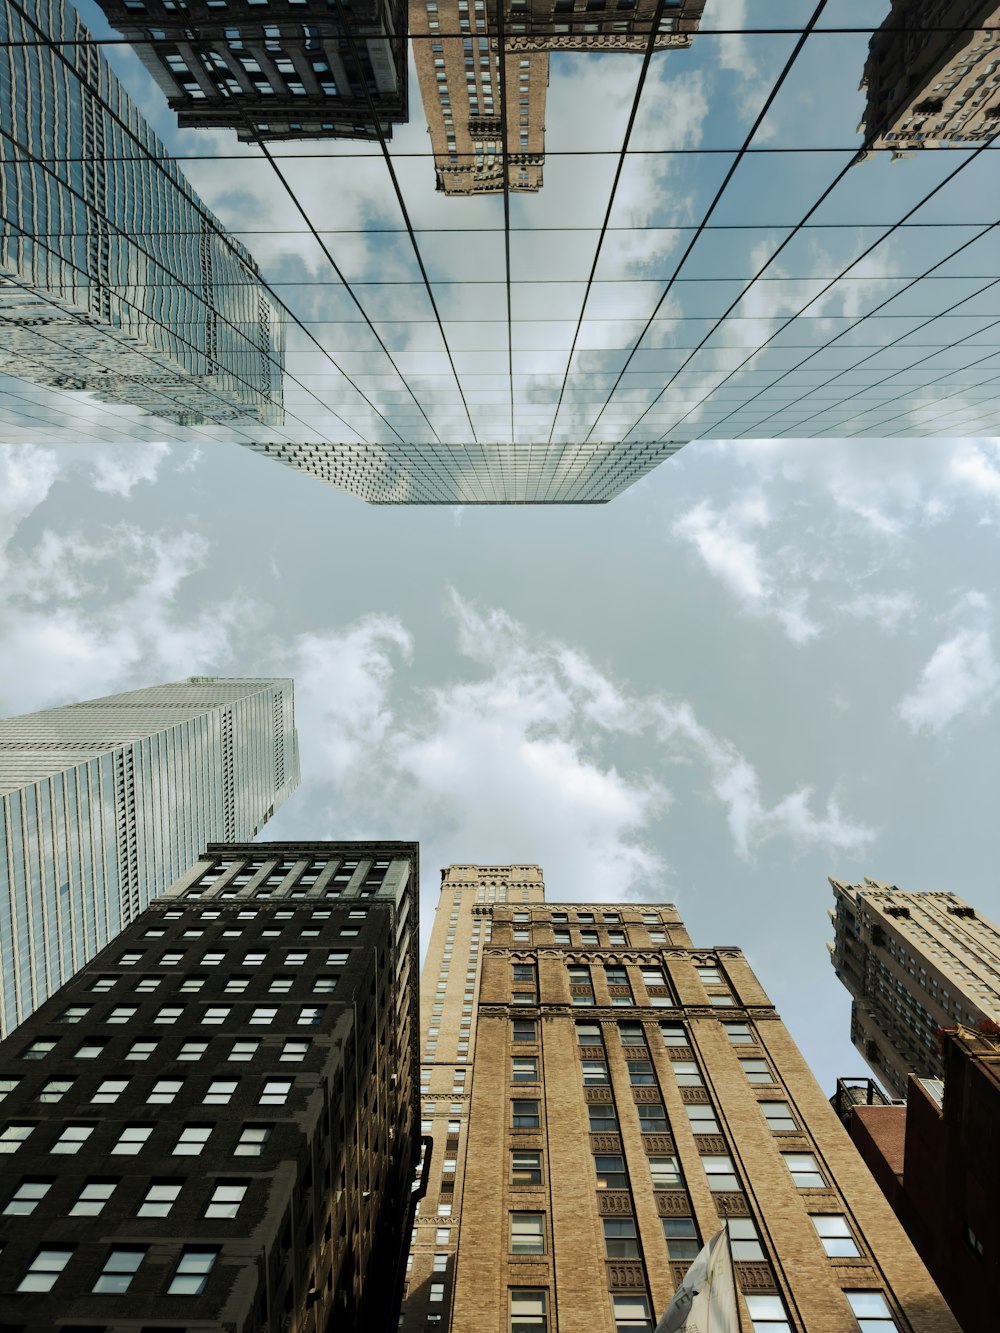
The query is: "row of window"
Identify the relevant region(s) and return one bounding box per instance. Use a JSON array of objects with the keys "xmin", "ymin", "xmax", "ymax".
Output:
[
  {"xmin": 14, "ymin": 1035, "xmax": 311, "ymax": 1063},
  {"xmin": 105, "ymin": 944, "xmax": 353, "ymax": 973},
  {"xmin": 13, "ymin": 1244, "xmax": 218, "ymax": 1296},
  {"xmin": 0, "ymin": 1120, "xmax": 275, "ymax": 1157},
  {"xmin": 1, "ymin": 1073, "xmax": 293, "ymax": 1107},
  {"xmin": 53, "ymin": 1000, "xmax": 332, "ymax": 1025},
  {"xmin": 5, "ymin": 1176, "xmax": 251, "ymax": 1219}
]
